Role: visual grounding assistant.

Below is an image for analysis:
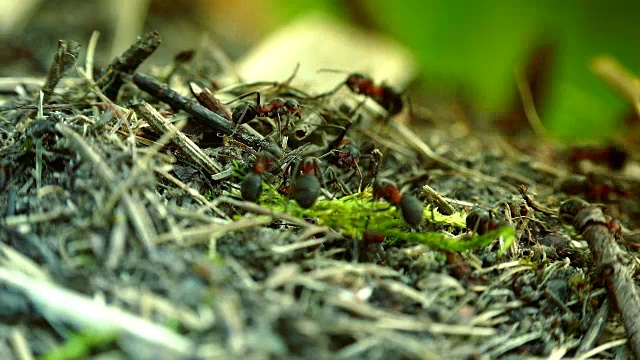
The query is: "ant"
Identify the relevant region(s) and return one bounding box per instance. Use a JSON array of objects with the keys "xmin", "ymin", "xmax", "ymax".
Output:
[
  {"xmin": 325, "ymin": 123, "xmax": 361, "ymax": 168},
  {"xmin": 289, "ymin": 157, "xmax": 325, "ymax": 209},
  {"xmin": 229, "ymin": 92, "xmax": 302, "ymax": 134},
  {"xmin": 317, "ymin": 71, "xmax": 404, "ymax": 115},
  {"xmin": 568, "ymin": 144, "xmax": 628, "ymax": 171},
  {"xmin": 373, "ymin": 179, "xmax": 424, "ymax": 226},
  {"xmin": 558, "ymin": 173, "xmax": 631, "ymax": 202},
  {"xmin": 465, "ymin": 208, "xmax": 507, "ymax": 235},
  {"xmin": 240, "ymin": 154, "xmax": 275, "ymax": 202}
]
